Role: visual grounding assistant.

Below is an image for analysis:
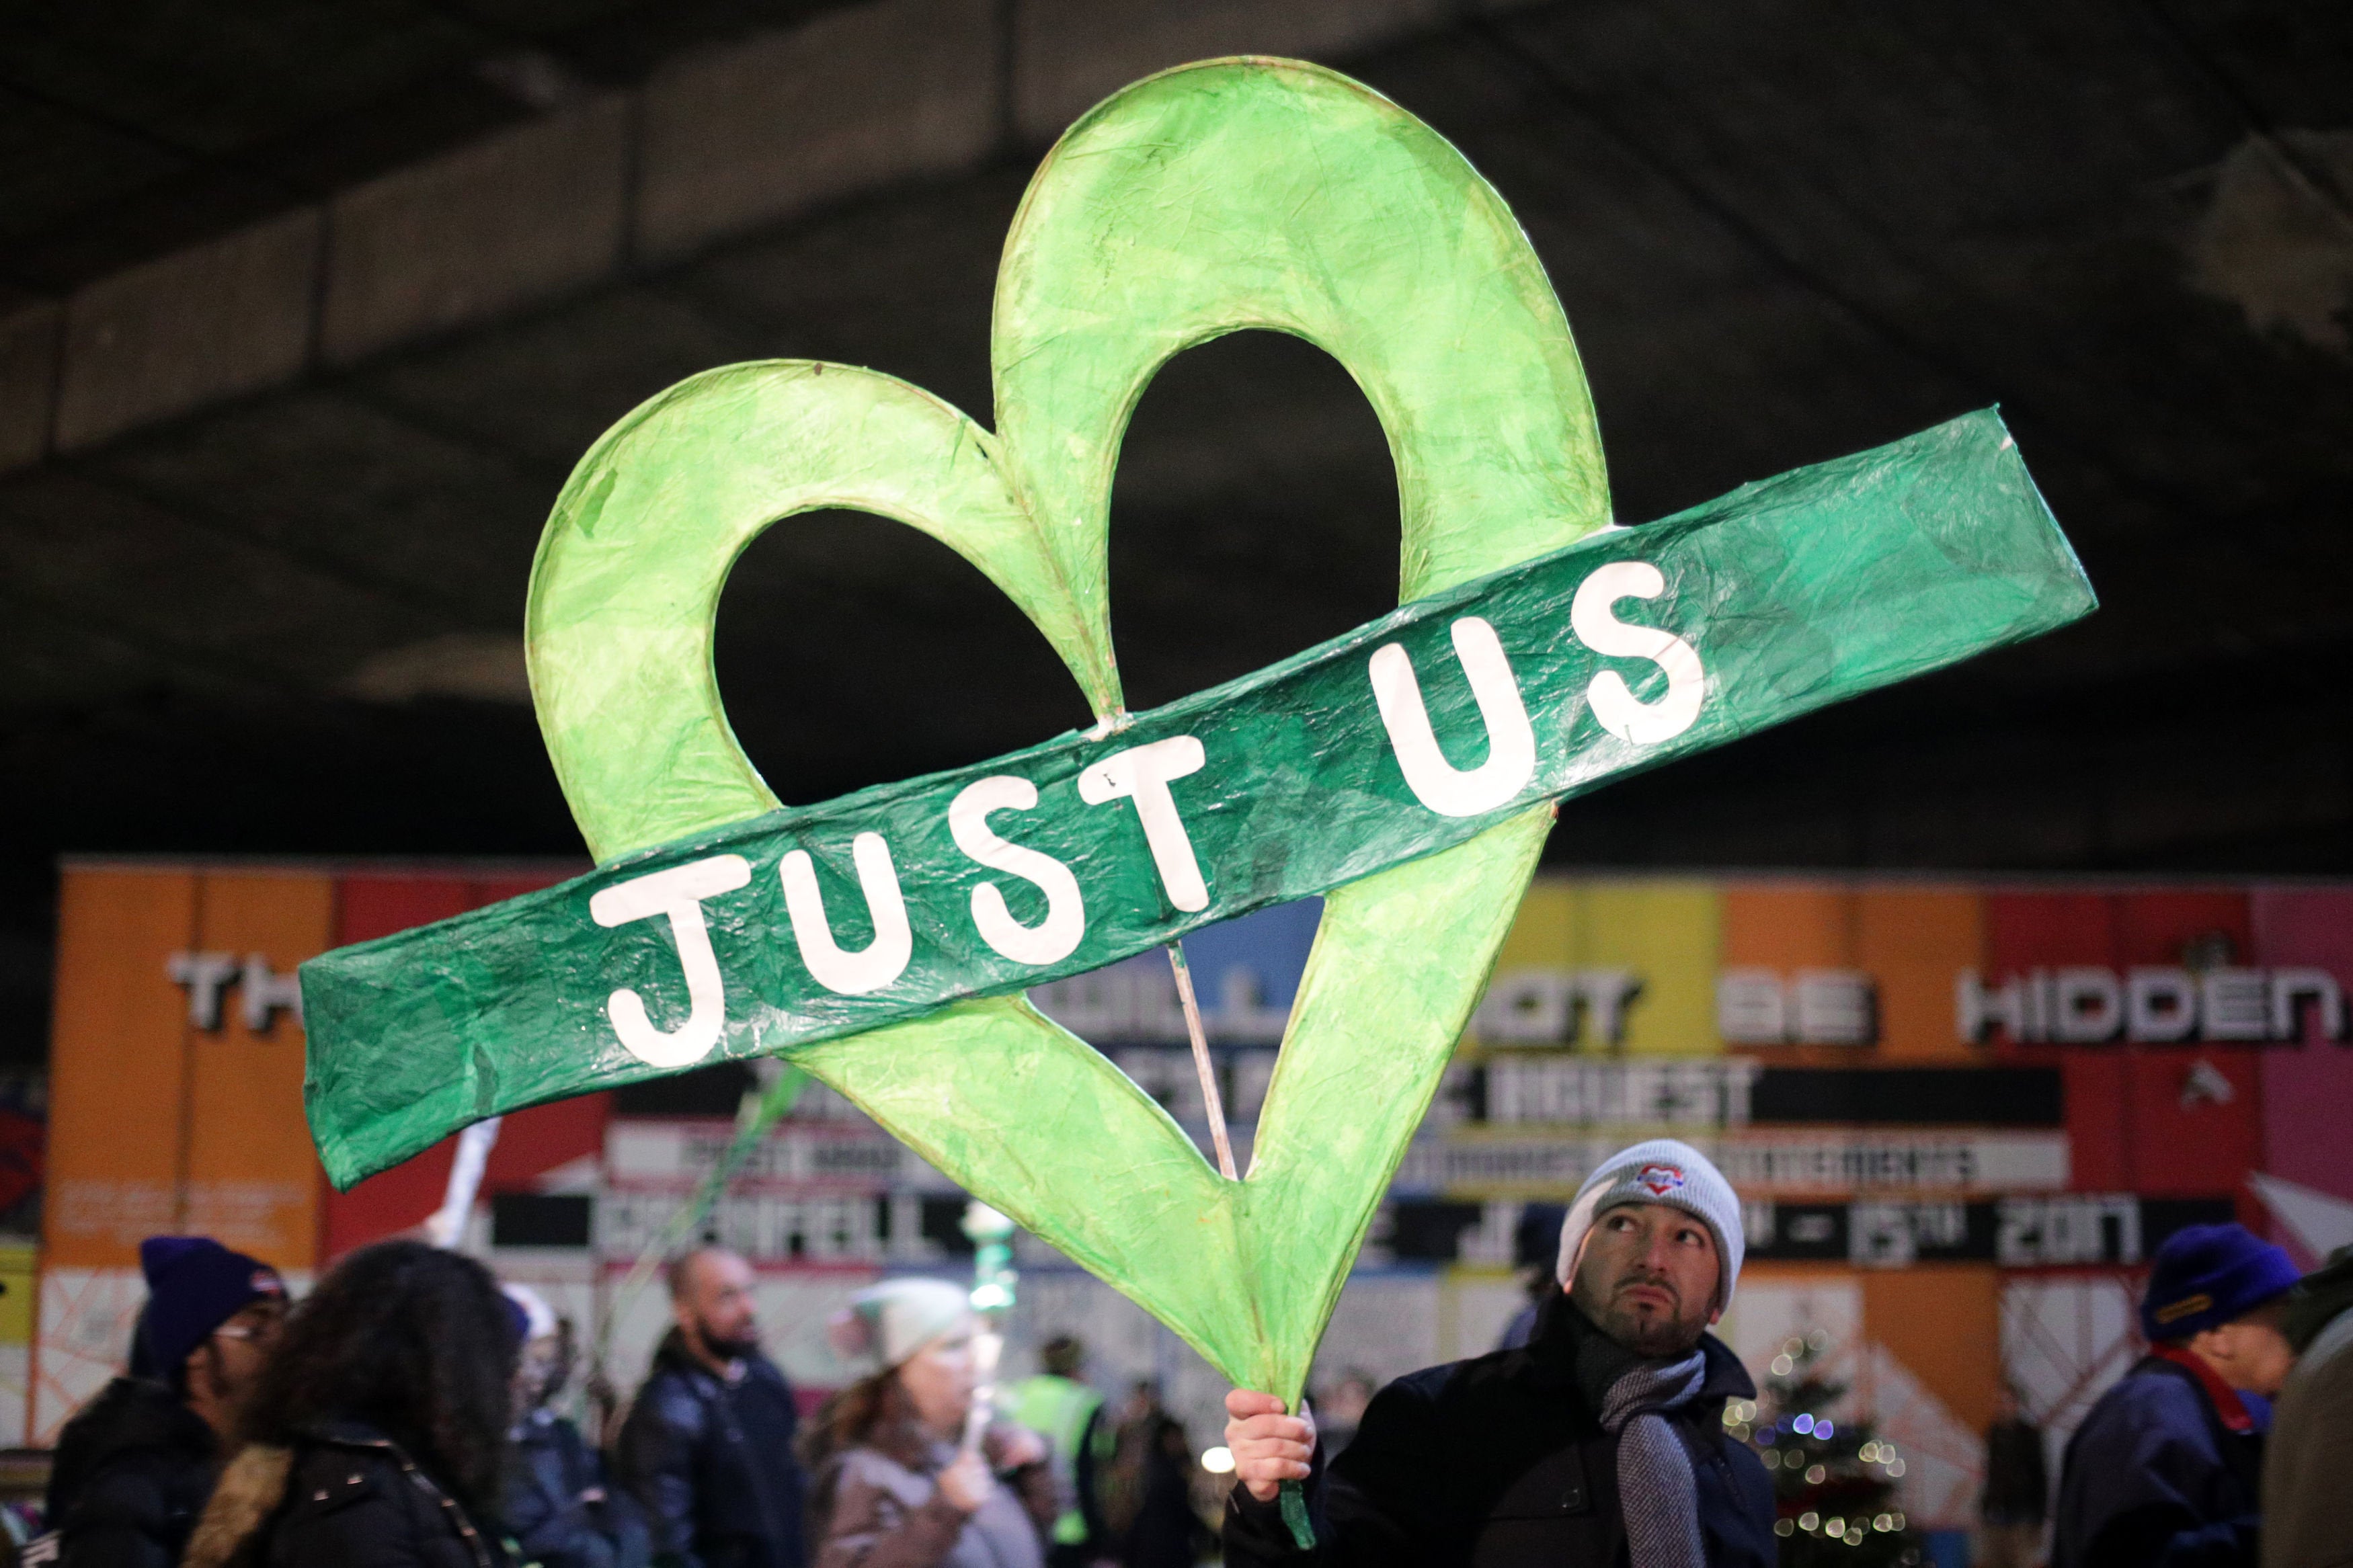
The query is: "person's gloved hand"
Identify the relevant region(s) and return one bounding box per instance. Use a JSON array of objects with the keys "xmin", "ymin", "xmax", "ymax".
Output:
[
  {"xmin": 1224, "ymin": 1390, "xmax": 1316, "ymax": 1503},
  {"xmin": 938, "ymin": 1448, "xmax": 992, "ymax": 1514}
]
